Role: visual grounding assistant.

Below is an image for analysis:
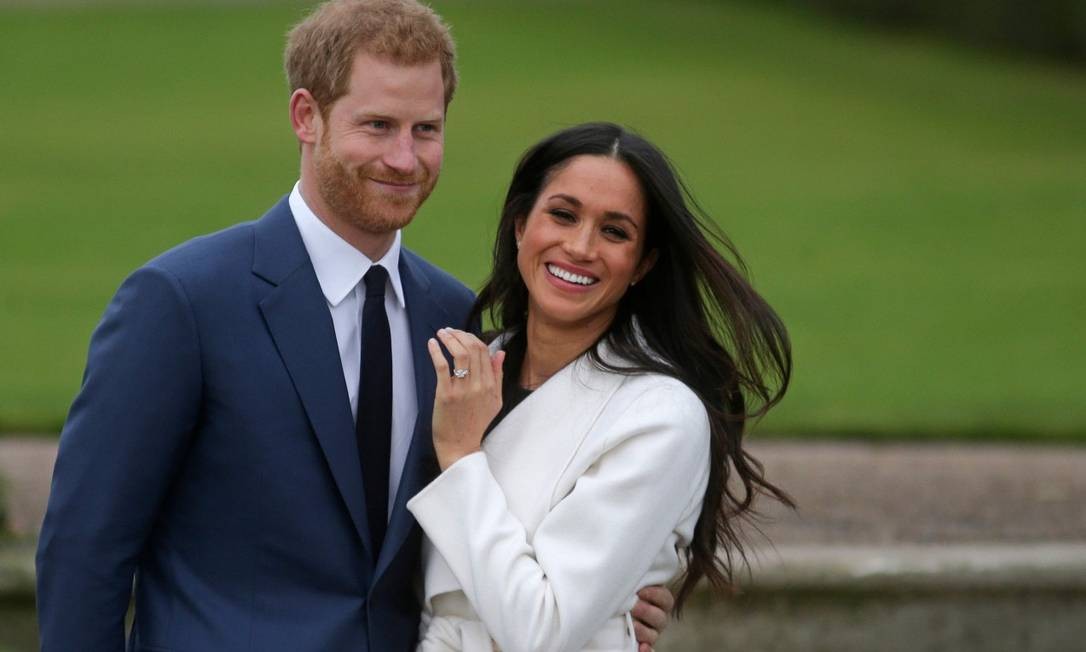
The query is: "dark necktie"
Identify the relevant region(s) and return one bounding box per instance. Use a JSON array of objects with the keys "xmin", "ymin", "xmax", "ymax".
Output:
[{"xmin": 357, "ymin": 265, "xmax": 391, "ymax": 557}]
